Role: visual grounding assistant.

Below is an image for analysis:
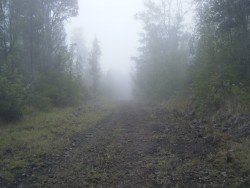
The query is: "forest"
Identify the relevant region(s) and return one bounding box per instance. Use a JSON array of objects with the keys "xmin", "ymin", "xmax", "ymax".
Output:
[
  {"xmin": 0, "ymin": 0, "xmax": 249, "ymax": 187},
  {"xmin": 0, "ymin": 0, "xmax": 104, "ymax": 122},
  {"xmin": 134, "ymin": 0, "xmax": 250, "ymax": 111}
]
